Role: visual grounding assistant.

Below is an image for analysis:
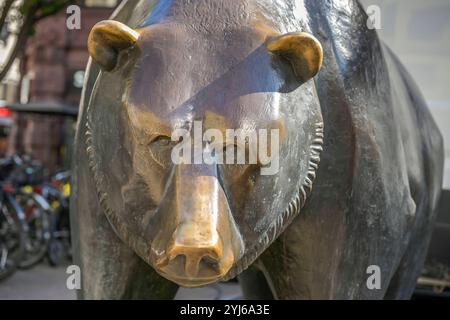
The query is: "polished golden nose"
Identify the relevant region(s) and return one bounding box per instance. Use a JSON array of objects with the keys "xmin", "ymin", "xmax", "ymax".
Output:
[
  {"xmin": 168, "ymin": 219, "xmax": 224, "ymax": 278},
  {"xmin": 152, "ymin": 164, "xmax": 244, "ymax": 286},
  {"xmin": 167, "ymin": 236, "xmax": 223, "ymax": 278}
]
